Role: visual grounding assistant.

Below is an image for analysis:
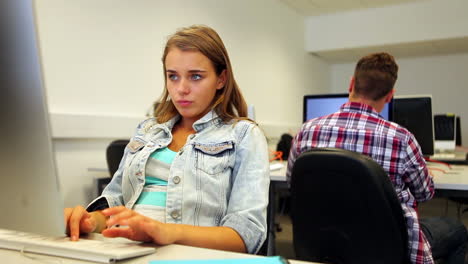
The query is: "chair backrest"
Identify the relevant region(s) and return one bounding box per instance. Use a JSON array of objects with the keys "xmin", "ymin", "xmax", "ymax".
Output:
[
  {"xmin": 290, "ymin": 148, "xmax": 409, "ymax": 264},
  {"xmin": 106, "ymin": 139, "xmax": 129, "ymax": 177}
]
